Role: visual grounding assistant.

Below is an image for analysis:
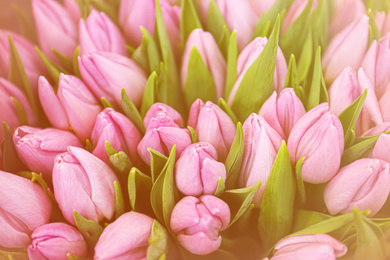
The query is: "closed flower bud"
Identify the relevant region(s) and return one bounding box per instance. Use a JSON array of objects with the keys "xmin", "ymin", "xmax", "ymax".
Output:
[
  {"xmin": 270, "ymin": 234, "xmax": 347, "ymax": 259},
  {"xmin": 94, "ymin": 212, "xmax": 154, "ymax": 259},
  {"xmin": 78, "ymin": 52, "xmax": 147, "ymax": 109},
  {"xmin": 175, "ymin": 142, "xmax": 226, "ymax": 196},
  {"xmin": 322, "ymin": 15, "xmax": 369, "ymax": 83},
  {"xmin": 249, "ymin": 0, "xmax": 277, "ymax": 17},
  {"xmin": 228, "ymin": 37, "xmax": 287, "ymax": 105},
  {"xmin": 259, "ymin": 88, "xmax": 306, "ymax": 140},
  {"xmin": 239, "ymin": 114, "xmax": 283, "ymax": 207},
  {"xmin": 376, "ymin": 11, "xmax": 390, "ymax": 36},
  {"xmin": 79, "ymin": 10, "xmax": 127, "ymax": 56},
  {"xmin": 324, "ymin": 158, "xmax": 390, "ymax": 217},
  {"xmin": 32, "ymin": 0, "xmax": 77, "ymax": 60},
  {"xmin": 63, "ymin": 0, "xmax": 80, "ymax": 23},
  {"xmin": 91, "ymin": 108, "xmax": 142, "ymax": 165},
  {"xmin": 188, "ymin": 99, "xmax": 236, "ymax": 160},
  {"xmin": 363, "ymin": 122, "xmax": 390, "ymax": 136},
  {"xmin": 182, "ymin": 29, "xmax": 226, "ymax": 99},
  {"xmin": 0, "ymin": 170, "xmax": 52, "ymax": 248},
  {"xmin": 53, "ymin": 146, "xmax": 119, "ymax": 225},
  {"xmin": 13, "ymin": 126, "xmax": 82, "ymax": 183},
  {"xmin": 170, "ymin": 195, "xmax": 230, "ymax": 255},
  {"xmin": 144, "ymin": 102, "xmax": 184, "ymax": 131},
  {"xmin": 369, "ymin": 133, "xmax": 390, "ymax": 163},
  {"xmin": 39, "ymin": 74, "xmax": 102, "ymax": 141},
  {"xmin": 281, "ymin": 0, "xmax": 318, "ymax": 34},
  {"xmin": 287, "ymin": 103, "xmax": 344, "ymax": 184},
  {"xmin": 28, "ymin": 223, "xmax": 87, "ymax": 260}
]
